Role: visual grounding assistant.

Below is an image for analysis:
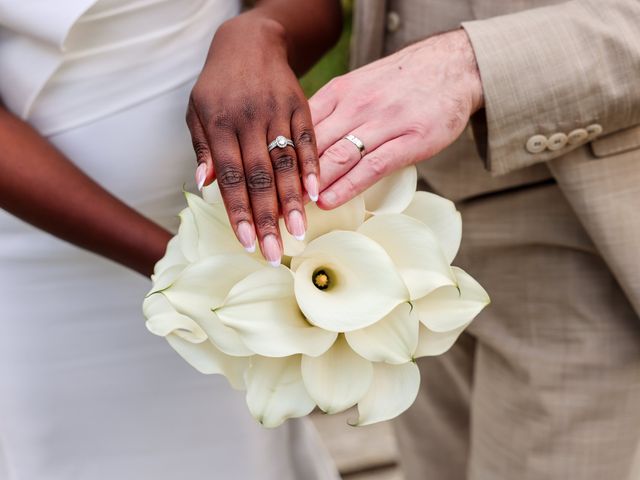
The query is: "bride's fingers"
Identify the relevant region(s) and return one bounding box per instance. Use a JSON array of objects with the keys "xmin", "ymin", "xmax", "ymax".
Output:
[
  {"xmin": 237, "ymin": 128, "xmax": 283, "ymax": 266},
  {"xmin": 267, "ymin": 118, "xmax": 306, "ymax": 240},
  {"xmin": 185, "ymin": 101, "xmax": 215, "ymax": 190},
  {"xmin": 210, "ymin": 129, "xmax": 257, "ymax": 253},
  {"xmin": 291, "ymin": 104, "xmax": 320, "ymax": 203},
  {"xmin": 318, "ymin": 135, "xmax": 416, "ymax": 210}
]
